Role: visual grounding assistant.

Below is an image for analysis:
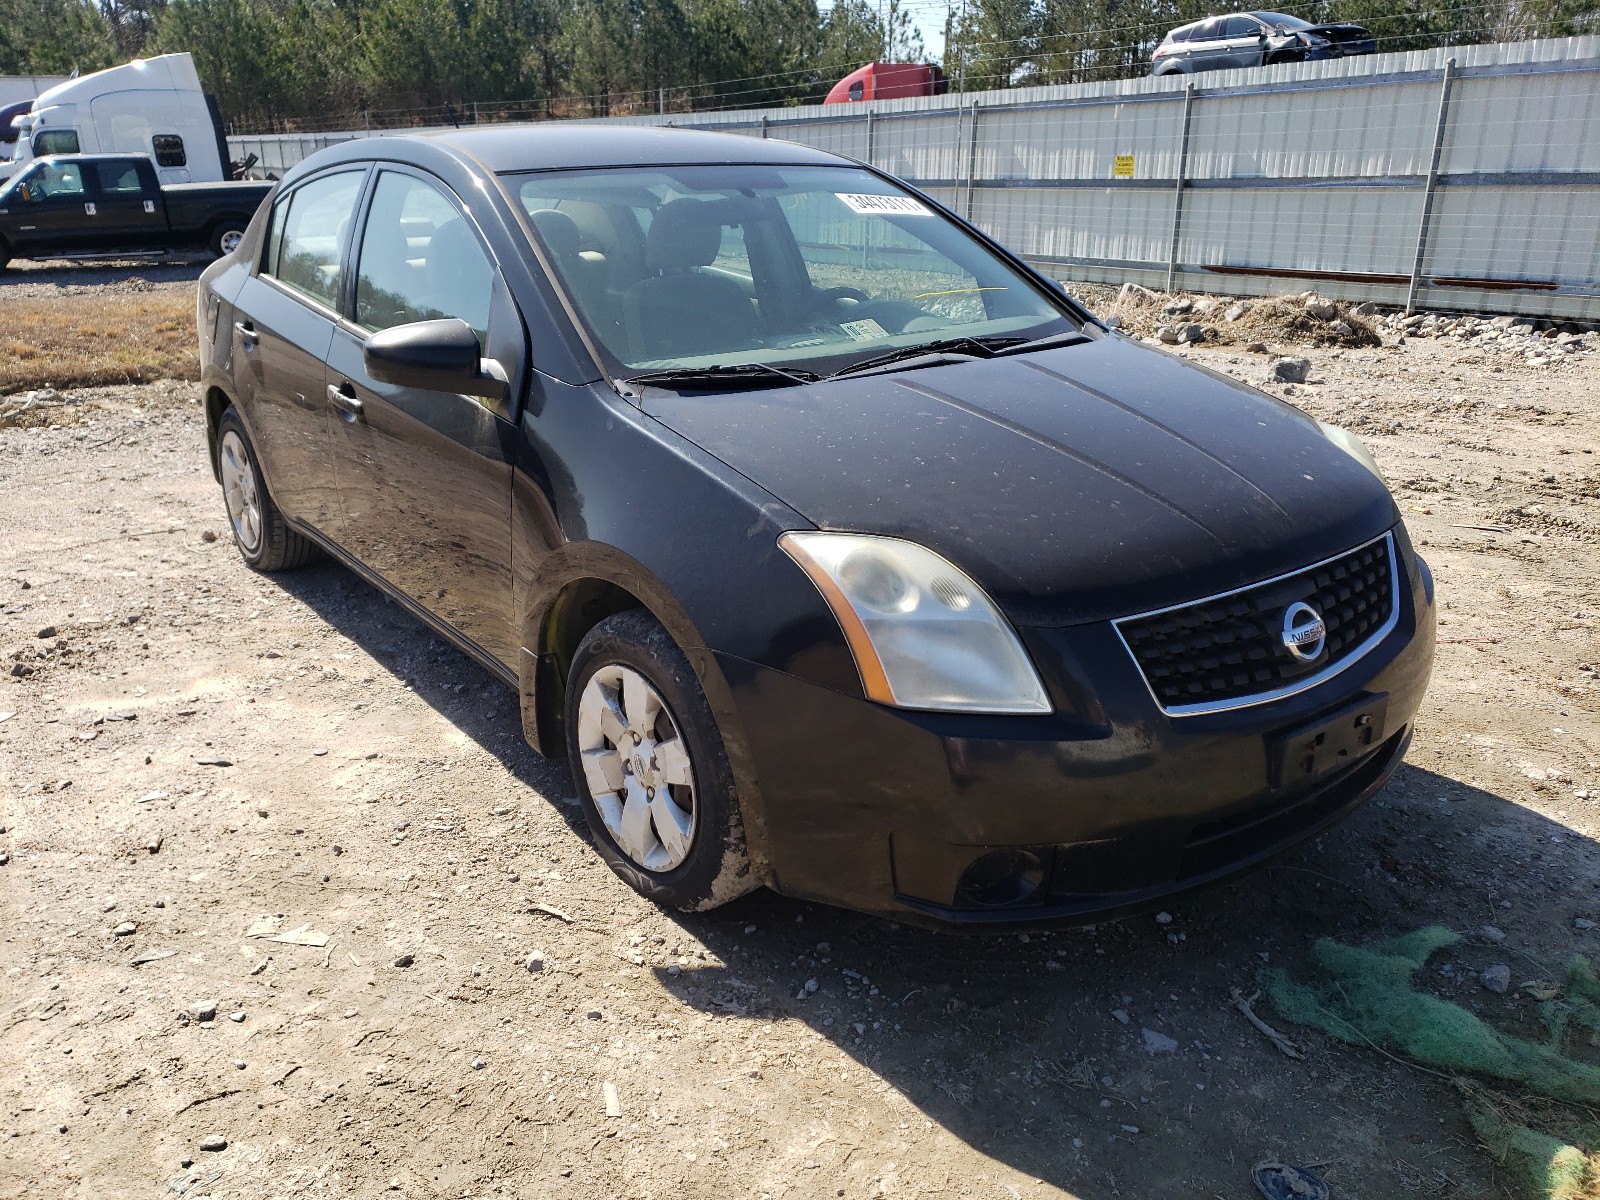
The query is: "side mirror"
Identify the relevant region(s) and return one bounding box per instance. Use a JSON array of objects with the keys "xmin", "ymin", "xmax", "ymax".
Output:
[{"xmin": 363, "ymin": 318, "xmax": 507, "ymax": 401}]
